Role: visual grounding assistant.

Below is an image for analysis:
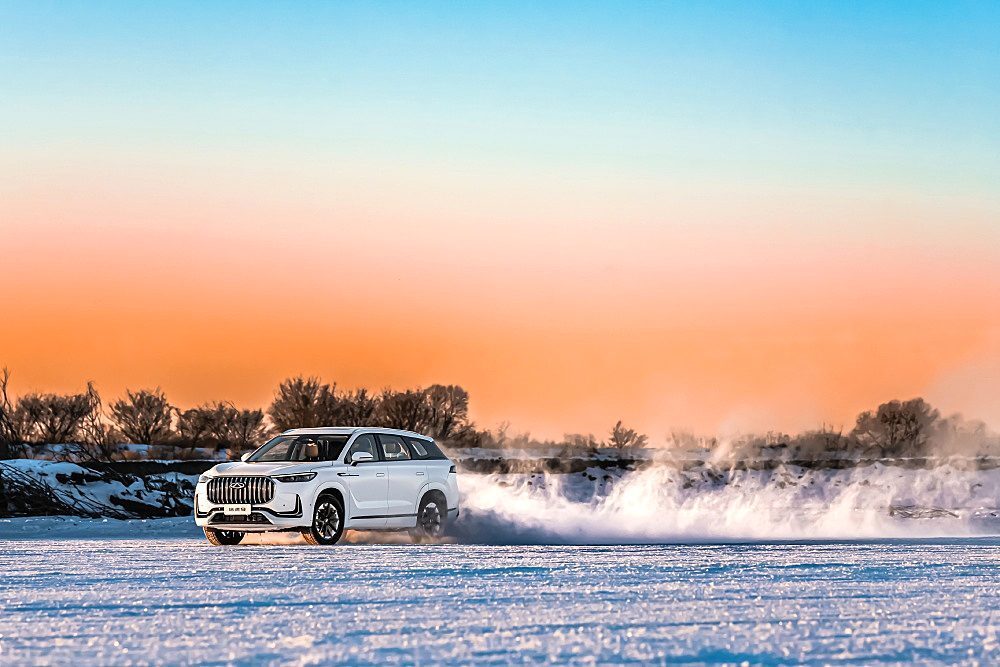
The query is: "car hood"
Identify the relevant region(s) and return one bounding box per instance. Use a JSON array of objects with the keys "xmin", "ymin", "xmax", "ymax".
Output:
[{"xmin": 207, "ymin": 462, "xmax": 325, "ymax": 477}]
